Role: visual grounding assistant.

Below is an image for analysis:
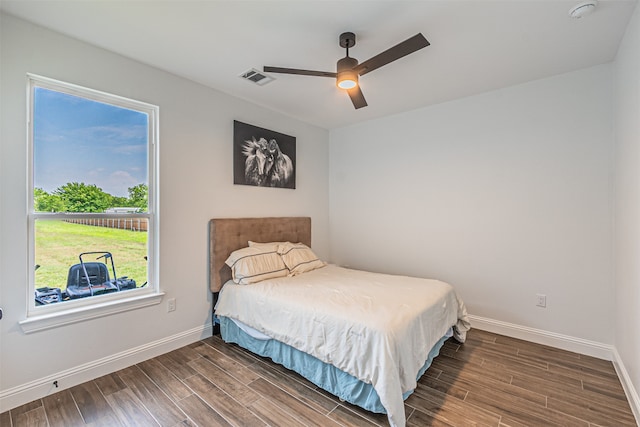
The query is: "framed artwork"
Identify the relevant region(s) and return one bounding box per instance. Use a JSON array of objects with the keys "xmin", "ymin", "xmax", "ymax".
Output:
[{"xmin": 233, "ymin": 120, "xmax": 296, "ymax": 189}]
